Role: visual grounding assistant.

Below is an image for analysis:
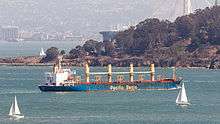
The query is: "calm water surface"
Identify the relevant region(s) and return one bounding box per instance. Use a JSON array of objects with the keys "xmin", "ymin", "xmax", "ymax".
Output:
[
  {"xmin": 0, "ymin": 41, "xmax": 80, "ymax": 57},
  {"xmin": 0, "ymin": 67, "xmax": 219, "ymax": 124}
]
